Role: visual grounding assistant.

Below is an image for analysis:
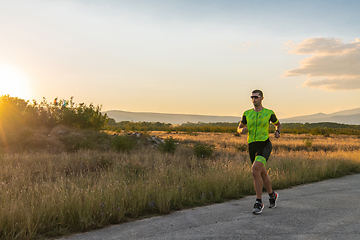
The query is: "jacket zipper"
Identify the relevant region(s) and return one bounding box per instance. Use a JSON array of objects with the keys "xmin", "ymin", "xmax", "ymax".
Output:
[{"xmin": 255, "ymin": 111, "xmax": 258, "ymax": 141}]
